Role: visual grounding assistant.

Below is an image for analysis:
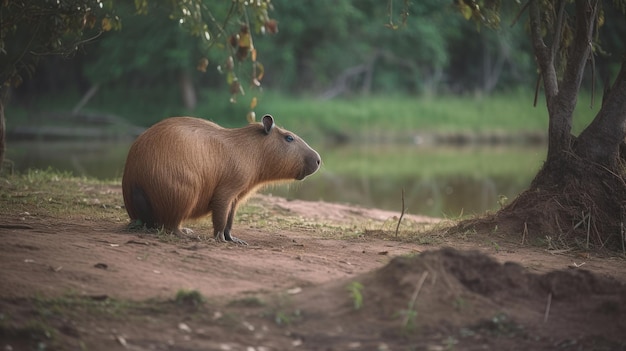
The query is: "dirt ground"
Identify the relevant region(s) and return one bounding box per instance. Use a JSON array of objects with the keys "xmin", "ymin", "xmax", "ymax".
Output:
[{"xmin": 1, "ymin": 183, "xmax": 626, "ymax": 350}]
